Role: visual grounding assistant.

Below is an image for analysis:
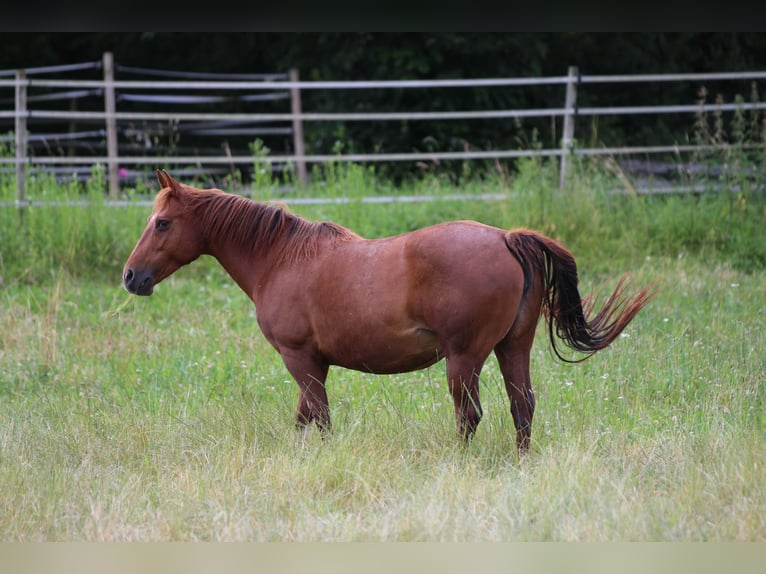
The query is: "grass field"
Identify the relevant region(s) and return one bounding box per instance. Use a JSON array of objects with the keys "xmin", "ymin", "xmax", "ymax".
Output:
[{"xmin": 0, "ymin": 158, "xmax": 764, "ymax": 540}]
